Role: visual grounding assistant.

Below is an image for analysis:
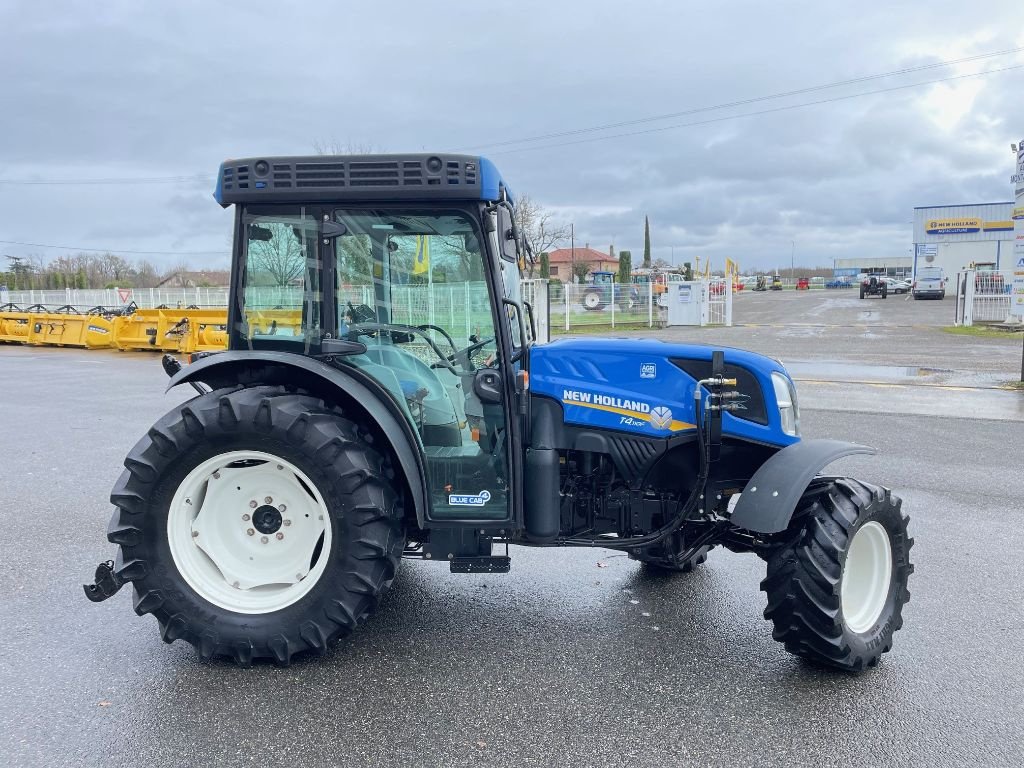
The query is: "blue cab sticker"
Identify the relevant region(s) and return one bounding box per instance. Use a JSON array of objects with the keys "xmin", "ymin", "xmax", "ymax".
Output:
[
  {"xmin": 448, "ymin": 490, "xmax": 492, "ymax": 506},
  {"xmin": 640, "ymin": 363, "xmax": 657, "ymax": 379}
]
